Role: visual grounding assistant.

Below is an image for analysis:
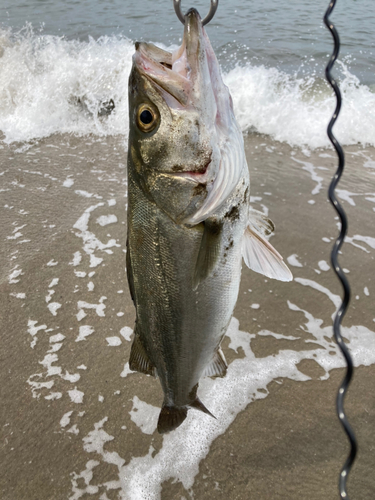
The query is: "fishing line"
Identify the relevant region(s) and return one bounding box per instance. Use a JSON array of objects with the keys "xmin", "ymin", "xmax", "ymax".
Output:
[{"xmin": 323, "ymin": 1, "xmax": 358, "ymax": 498}]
